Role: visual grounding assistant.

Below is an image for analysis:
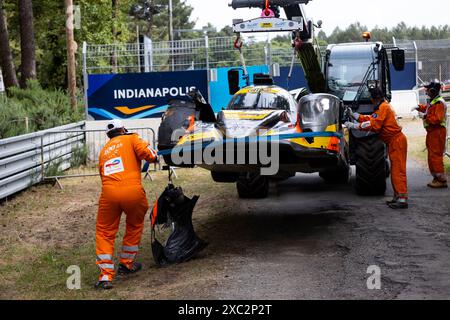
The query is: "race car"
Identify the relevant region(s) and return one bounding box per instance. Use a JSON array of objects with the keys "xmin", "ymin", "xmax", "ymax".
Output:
[{"xmin": 158, "ymin": 79, "xmax": 350, "ymax": 198}]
